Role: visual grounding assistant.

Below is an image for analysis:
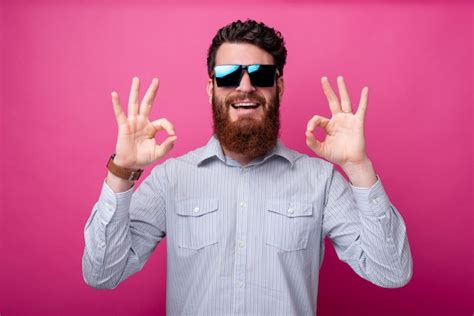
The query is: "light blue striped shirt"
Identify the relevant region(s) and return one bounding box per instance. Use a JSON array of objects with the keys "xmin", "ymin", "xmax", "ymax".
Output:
[{"xmin": 82, "ymin": 135, "xmax": 413, "ymax": 315}]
